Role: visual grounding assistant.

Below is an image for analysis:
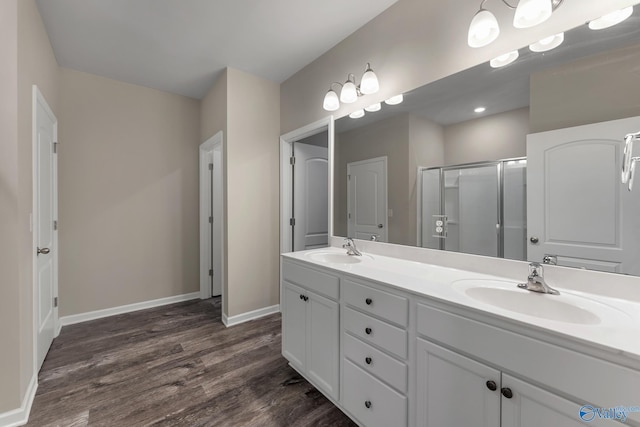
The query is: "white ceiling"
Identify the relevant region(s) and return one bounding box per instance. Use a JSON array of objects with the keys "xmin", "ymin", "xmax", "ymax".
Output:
[{"xmin": 36, "ymin": 0, "xmax": 398, "ymax": 99}]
